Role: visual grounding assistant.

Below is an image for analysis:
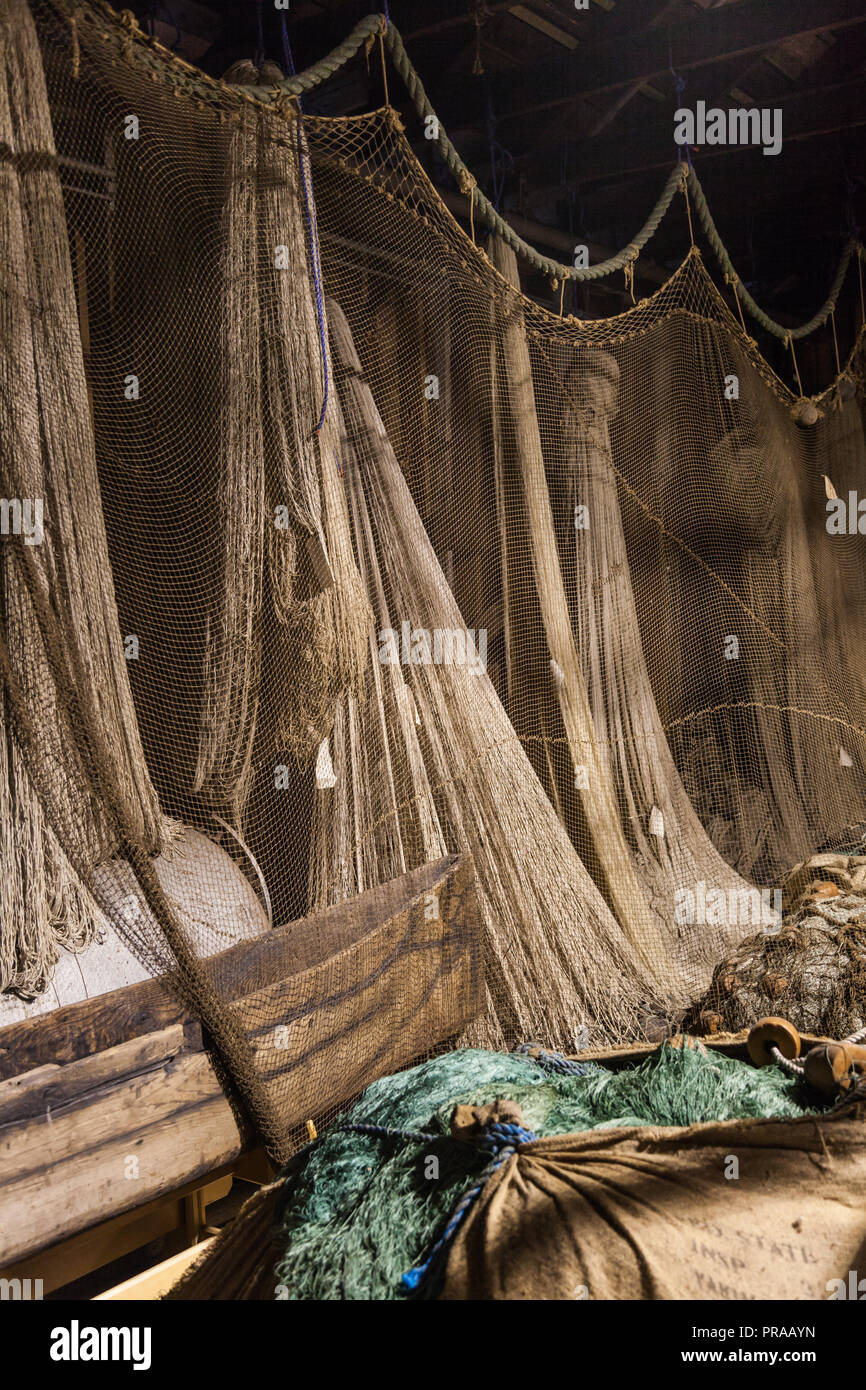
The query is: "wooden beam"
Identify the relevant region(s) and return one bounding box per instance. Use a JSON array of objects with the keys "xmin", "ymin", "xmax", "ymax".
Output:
[
  {"xmin": 508, "ymin": 6, "xmax": 579, "ymax": 50},
  {"xmin": 404, "ymin": 0, "xmax": 516, "ymax": 42},
  {"xmin": 0, "ymin": 1172, "xmax": 231, "ymax": 1295},
  {"xmin": 454, "ymin": 0, "xmax": 866, "ymax": 123},
  {"xmin": 94, "ymin": 1238, "xmax": 215, "ymax": 1300}
]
